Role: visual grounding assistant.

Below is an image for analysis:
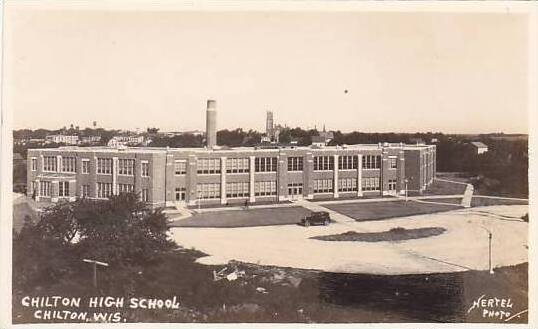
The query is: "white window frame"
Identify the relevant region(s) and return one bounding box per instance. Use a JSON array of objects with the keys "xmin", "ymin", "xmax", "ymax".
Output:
[
  {"xmin": 141, "ymin": 161, "xmax": 150, "ymax": 177},
  {"xmin": 81, "ymin": 159, "xmax": 90, "ymax": 174}
]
